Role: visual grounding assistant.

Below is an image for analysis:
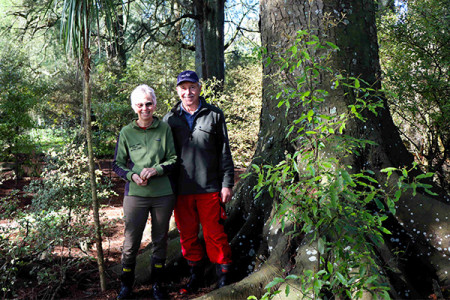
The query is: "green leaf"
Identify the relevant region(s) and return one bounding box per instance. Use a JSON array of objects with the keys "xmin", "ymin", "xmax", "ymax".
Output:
[
  {"xmin": 359, "ymin": 265, "xmax": 367, "ymax": 277},
  {"xmin": 336, "ymin": 272, "xmax": 348, "ymax": 285},
  {"xmin": 327, "ymin": 261, "xmax": 333, "ymax": 273},
  {"xmin": 291, "ymin": 45, "xmax": 298, "ymax": 55},
  {"xmin": 387, "ymin": 197, "xmax": 397, "ymax": 214},
  {"xmin": 365, "ymin": 275, "xmax": 378, "ymax": 284},
  {"xmin": 424, "ymin": 189, "xmax": 438, "ymax": 196},
  {"xmin": 330, "ymin": 188, "xmax": 338, "ymax": 207},
  {"xmin": 287, "ymin": 125, "xmax": 294, "ymax": 137},
  {"xmin": 301, "ymin": 90, "xmax": 311, "ymax": 100},
  {"xmin": 415, "ymin": 172, "xmax": 434, "ymax": 180},
  {"xmin": 307, "ymin": 109, "xmax": 314, "ymax": 121},
  {"xmin": 318, "ymin": 237, "xmax": 325, "ymax": 254},
  {"xmin": 313, "ymin": 279, "xmax": 322, "ymax": 295},
  {"xmin": 322, "ymin": 162, "xmax": 332, "ymax": 169},
  {"xmin": 302, "ymin": 50, "xmax": 311, "ymax": 60},
  {"xmin": 265, "ymin": 277, "xmax": 285, "ymax": 290},
  {"xmin": 380, "ymin": 227, "xmax": 392, "ymax": 234},
  {"xmin": 402, "ymin": 168, "xmax": 408, "ymax": 178},
  {"xmin": 341, "ymin": 170, "xmax": 355, "ymax": 186},
  {"xmin": 412, "ymin": 182, "xmax": 417, "ymax": 196},
  {"xmin": 285, "ymin": 284, "xmax": 290, "ymax": 297},
  {"xmin": 325, "ymin": 41, "xmax": 339, "ymax": 50},
  {"xmin": 365, "ymin": 192, "xmax": 375, "ymax": 203},
  {"xmin": 381, "ymin": 167, "xmax": 397, "ymax": 173}
]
